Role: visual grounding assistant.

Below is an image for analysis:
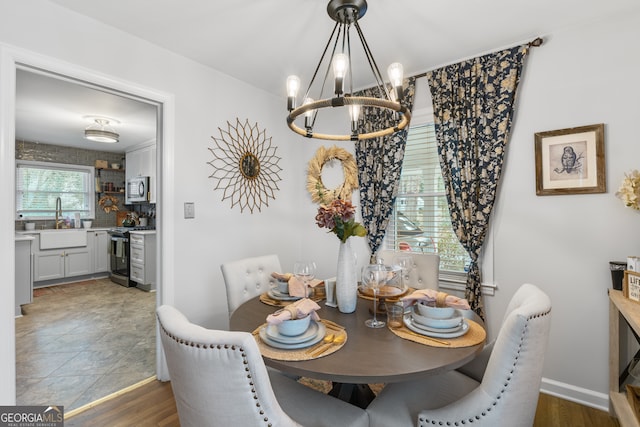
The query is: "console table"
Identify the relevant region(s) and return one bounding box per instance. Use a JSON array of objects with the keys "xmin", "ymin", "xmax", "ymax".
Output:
[{"xmin": 609, "ymin": 289, "xmax": 640, "ymax": 426}]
